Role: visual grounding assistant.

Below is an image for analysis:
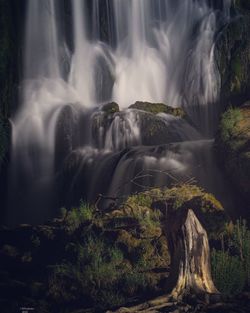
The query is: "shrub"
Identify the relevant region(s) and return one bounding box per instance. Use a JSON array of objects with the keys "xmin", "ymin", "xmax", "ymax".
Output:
[
  {"xmin": 211, "ymin": 219, "xmax": 250, "ymax": 294},
  {"xmin": 230, "ymin": 219, "xmax": 250, "ymax": 287},
  {"xmin": 220, "ymin": 107, "xmax": 242, "ymax": 144},
  {"xmin": 61, "ymin": 201, "xmax": 94, "ymax": 233},
  {"xmin": 211, "ymin": 249, "xmax": 245, "ymax": 295}
]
